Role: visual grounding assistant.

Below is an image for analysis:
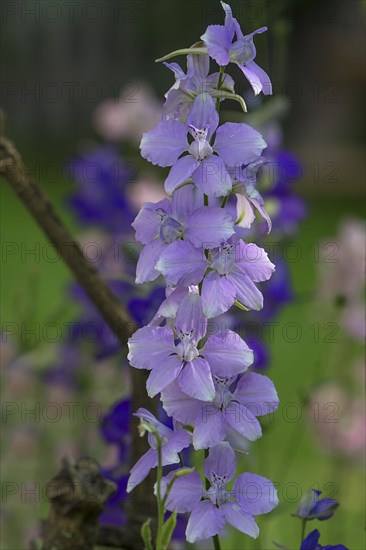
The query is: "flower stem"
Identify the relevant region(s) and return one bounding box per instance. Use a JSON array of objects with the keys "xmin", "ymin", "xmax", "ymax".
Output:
[
  {"xmin": 301, "ymin": 518, "xmax": 307, "ymax": 542},
  {"xmin": 155, "ymin": 434, "xmax": 164, "ymax": 550},
  {"xmin": 213, "ymin": 534, "xmax": 222, "ymax": 550},
  {"xmin": 216, "ymin": 66, "xmax": 225, "ymax": 111}
]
